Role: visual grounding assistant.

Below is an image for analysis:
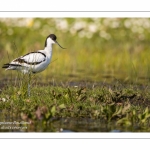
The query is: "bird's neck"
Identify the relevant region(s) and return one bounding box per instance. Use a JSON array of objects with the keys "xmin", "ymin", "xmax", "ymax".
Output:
[
  {"xmin": 44, "ymin": 45, "xmax": 53, "ymax": 57},
  {"xmin": 44, "ymin": 44, "xmax": 53, "ymax": 51}
]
